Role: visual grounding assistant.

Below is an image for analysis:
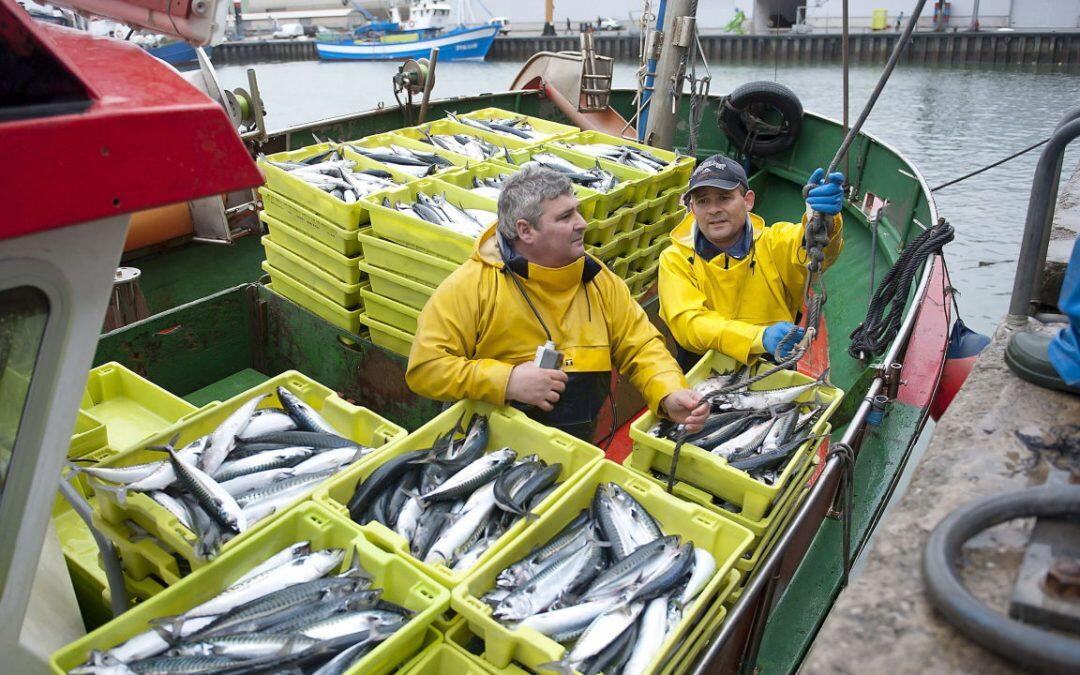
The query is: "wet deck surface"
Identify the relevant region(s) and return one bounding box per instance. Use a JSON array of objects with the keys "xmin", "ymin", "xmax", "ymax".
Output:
[{"xmin": 802, "ymin": 168, "xmax": 1080, "ymax": 673}]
